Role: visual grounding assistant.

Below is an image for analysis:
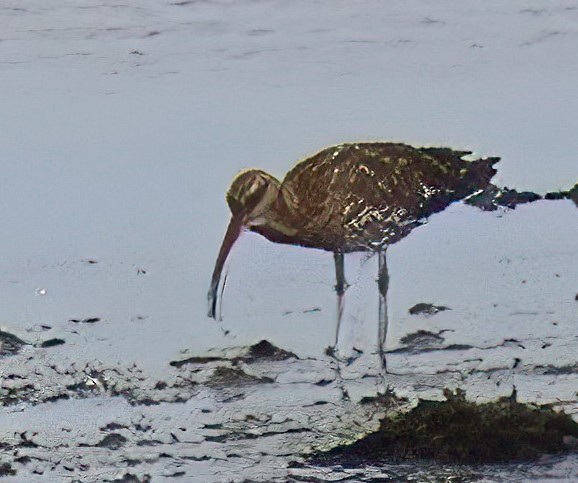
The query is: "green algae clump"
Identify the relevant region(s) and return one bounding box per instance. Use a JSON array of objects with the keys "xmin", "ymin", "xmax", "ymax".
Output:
[{"xmin": 315, "ymin": 389, "xmax": 578, "ymax": 464}]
